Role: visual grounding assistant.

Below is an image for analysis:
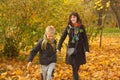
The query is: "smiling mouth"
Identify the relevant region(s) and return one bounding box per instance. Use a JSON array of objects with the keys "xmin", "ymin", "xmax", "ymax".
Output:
[{"xmin": 72, "ymin": 20, "xmax": 76, "ymax": 22}]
